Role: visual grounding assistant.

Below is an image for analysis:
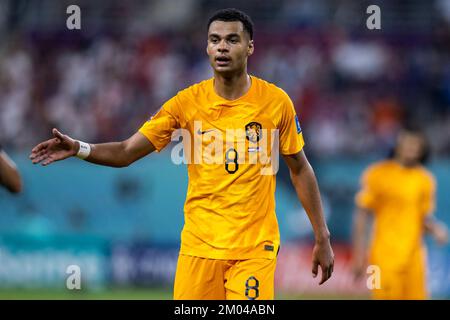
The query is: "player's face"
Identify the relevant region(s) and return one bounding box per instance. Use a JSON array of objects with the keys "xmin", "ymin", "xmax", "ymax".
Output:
[
  {"xmin": 207, "ymin": 21, "xmax": 254, "ymax": 76},
  {"xmin": 395, "ymin": 132, "xmax": 425, "ymax": 166}
]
